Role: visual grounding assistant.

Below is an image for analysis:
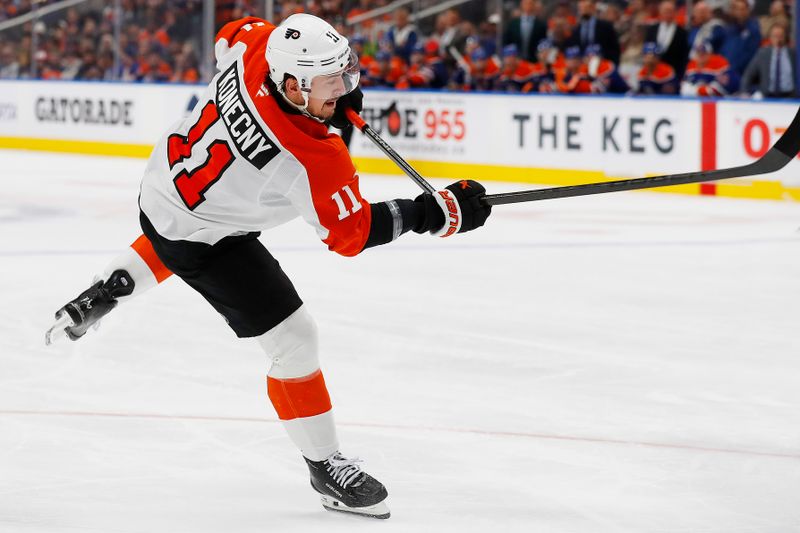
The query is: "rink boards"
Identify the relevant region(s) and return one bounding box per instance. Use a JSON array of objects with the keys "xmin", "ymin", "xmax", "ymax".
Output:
[{"xmin": 0, "ymin": 79, "xmax": 798, "ymax": 201}]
